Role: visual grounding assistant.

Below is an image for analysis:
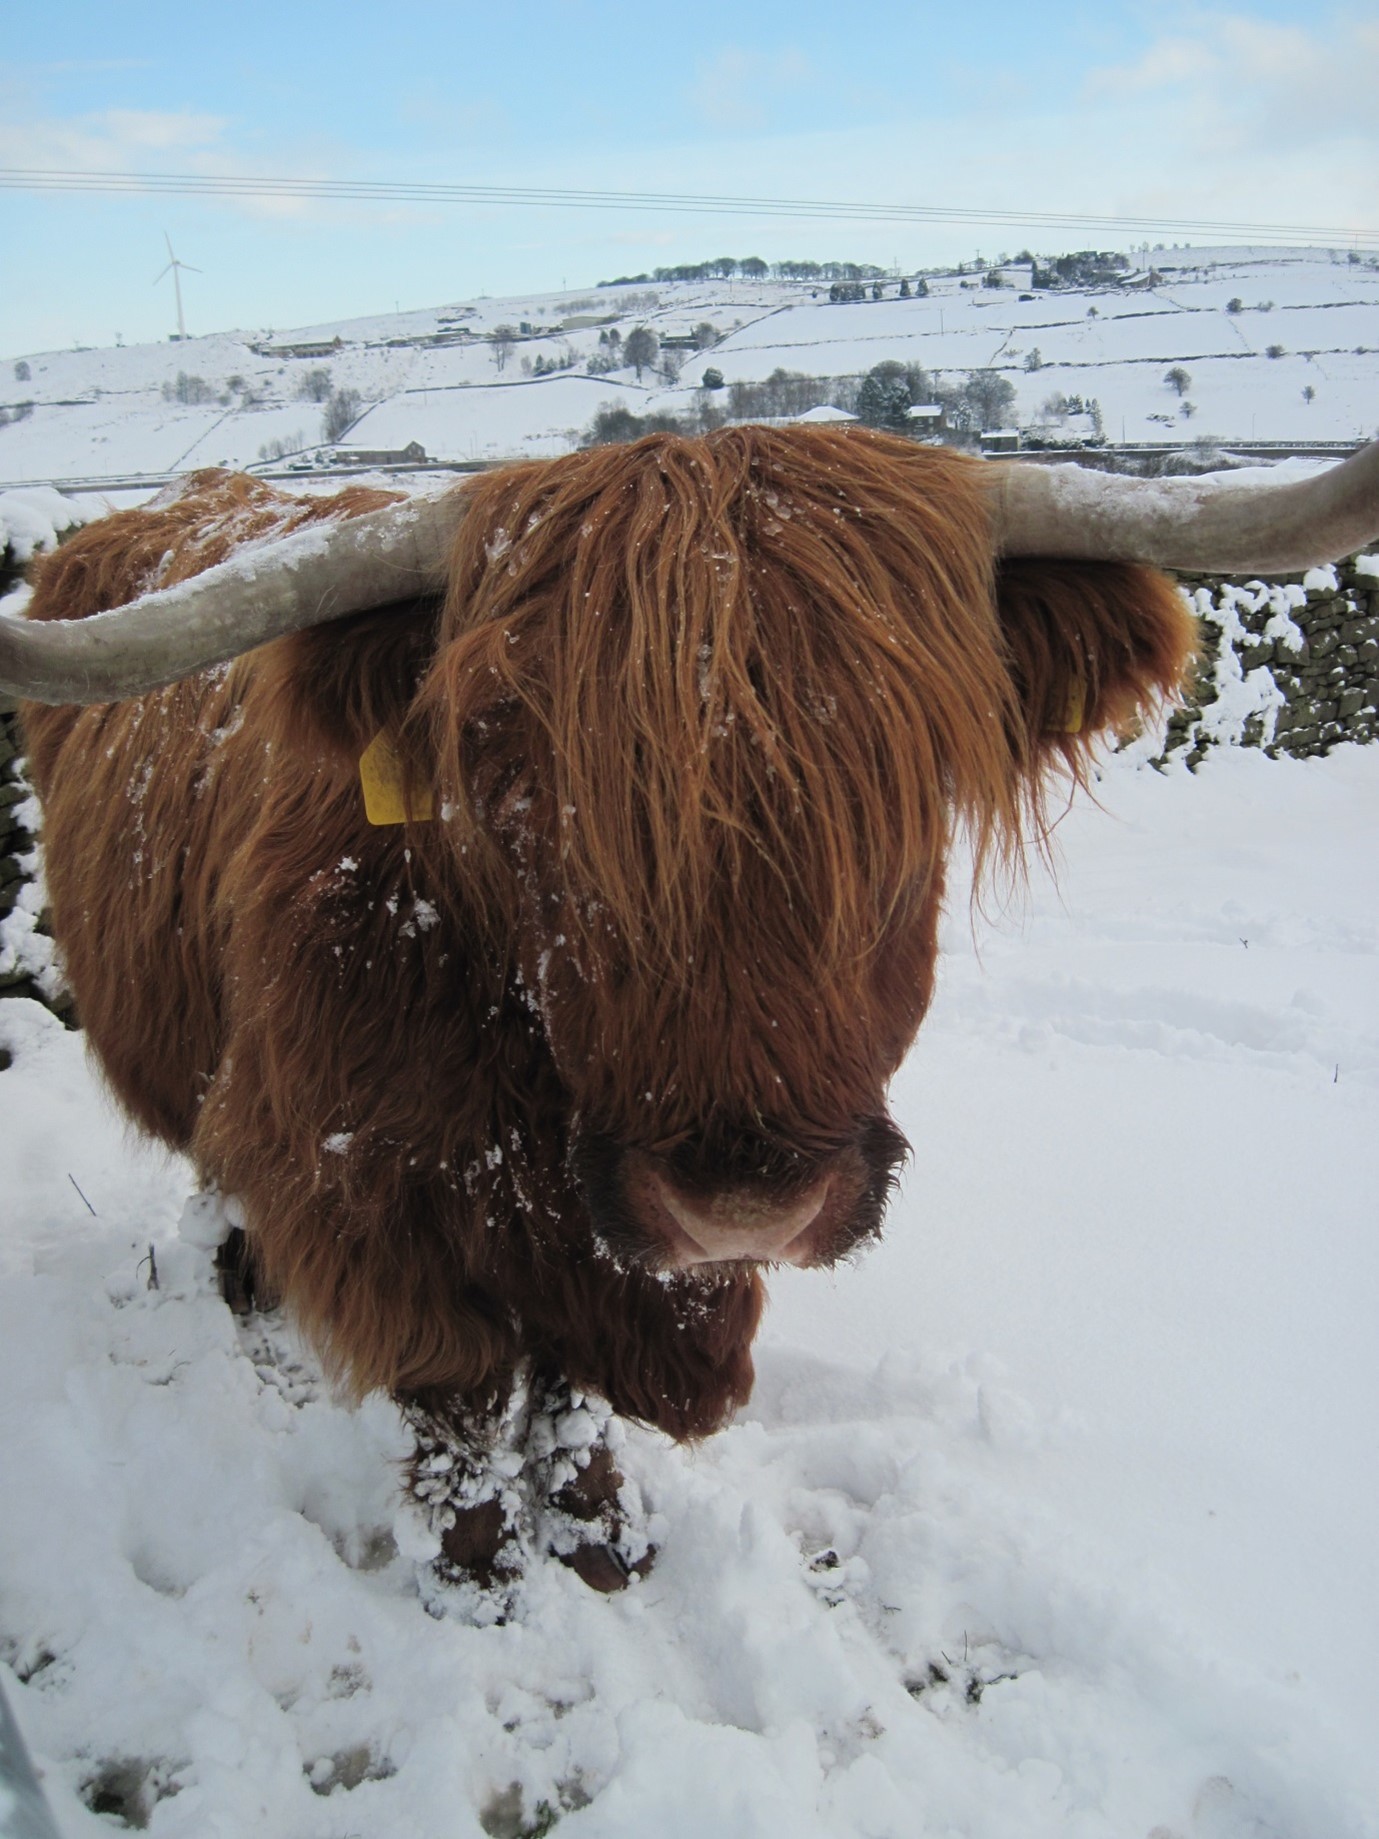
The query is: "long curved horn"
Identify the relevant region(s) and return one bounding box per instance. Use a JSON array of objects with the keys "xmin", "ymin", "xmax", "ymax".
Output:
[
  {"xmin": 0, "ymin": 490, "xmax": 466, "ymax": 707},
  {"xmin": 988, "ymin": 439, "xmax": 1379, "ymax": 574}
]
